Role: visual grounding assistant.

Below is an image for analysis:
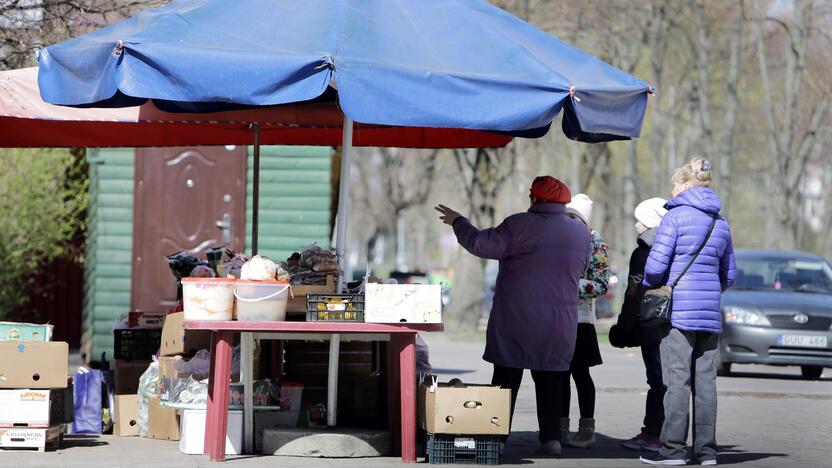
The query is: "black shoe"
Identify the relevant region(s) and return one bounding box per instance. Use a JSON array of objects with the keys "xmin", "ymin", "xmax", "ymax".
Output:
[{"xmin": 639, "ymin": 452, "xmax": 688, "ymax": 465}]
